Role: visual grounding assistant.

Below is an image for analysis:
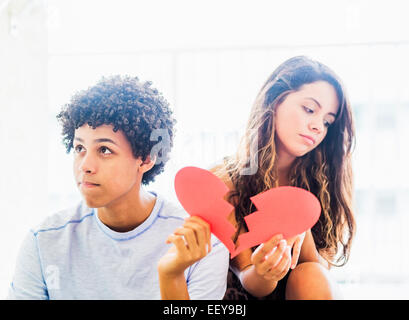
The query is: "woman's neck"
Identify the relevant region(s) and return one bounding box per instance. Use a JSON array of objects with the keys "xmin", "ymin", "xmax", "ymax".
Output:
[{"xmin": 276, "ymin": 151, "xmax": 295, "ymax": 187}]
